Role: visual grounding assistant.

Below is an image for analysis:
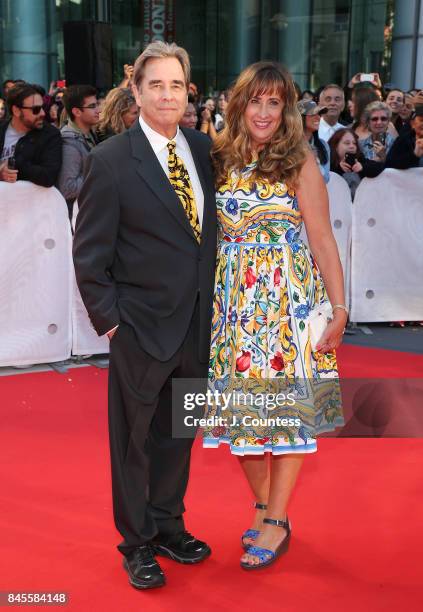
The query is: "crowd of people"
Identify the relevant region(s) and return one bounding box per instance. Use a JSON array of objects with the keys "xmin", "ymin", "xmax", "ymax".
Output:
[
  {"xmin": 1, "ymin": 42, "xmax": 422, "ymax": 588},
  {"xmin": 1, "ymin": 70, "xmax": 422, "ymax": 206}
]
